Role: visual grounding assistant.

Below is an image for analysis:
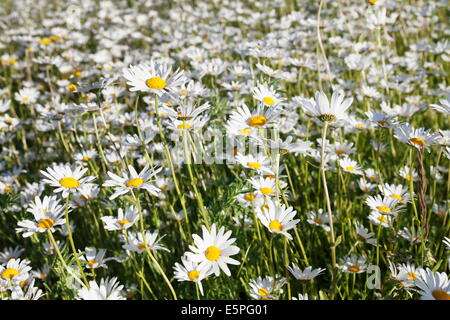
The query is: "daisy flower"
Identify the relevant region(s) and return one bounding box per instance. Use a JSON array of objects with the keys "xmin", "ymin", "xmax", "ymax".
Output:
[
  {"xmin": 397, "ymin": 263, "xmax": 424, "ymax": 286},
  {"xmin": 40, "ymin": 163, "xmax": 96, "ymax": 198},
  {"xmin": 160, "ymin": 100, "xmax": 210, "ymax": 122},
  {"xmin": 77, "ymin": 277, "xmax": 125, "ymax": 300},
  {"xmin": 0, "ymin": 247, "xmax": 24, "ymax": 264},
  {"xmin": 287, "ymin": 264, "xmax": 326, "ymax": 281},
  {"xmin": 368, "ymin": 210, "xmax": 392, "ymax": 227},
  {"xmin": 103, "ymin": 165, "xmax": 162, "ymax": 200},
  {"xmin": 16, "ymin": 204, "xmax": 66, "ymax": 238},
  {"xmin": 14, "ymin": 87, "xmax": 39, "ymax": 105},
  {"xmin": 256, "ymin": 198, "xmax": 300, "ymax": 240},
  {"xmin": 26, "ymin": 195, "xmax": 64, "ymax": 217},
  {"xmin": 123, "ymin": 61, "xmax": 185, "ymax": 96},
  {"xmin": 414, "ymin": 268, "xmax": 450, "ymax": 300},
  {"xmin": 122, "ymin": 230, "xmax": 169, "ymax": 254},
  {"xmin": 236, "ymin": 191, "xmax": 263, "ymax": 208},
  {"xmin": 365, "ymin": 168, "xmax": 380, "ymax": 182},
  {"xmin": 394, "ymin": 123, "xmax": 440, "ymax": 151},
  {"xmin": 379, "ymin": 183, "xmax": 411, "ymax": 204},
  {"xmin": 365, "ymin": 194, "xmax": 404, "ymax": 215},
  {"xmin": 165, "ymin": 114, "xmax": 210, "ymax": 132},
  {"xmin": 337, "ymin": 254, "xmax": 367, "ymax": 274},
  {"xmin": 248, "ymin": 176, "xmax": 279, "ymax": 197},
  {"xmin": 431, "ymin": 94, "xmax": 450, "ymax": 115},
  {"xmin": 32, "ymin": 264, "xmax": 50, "ymax": 280},
  {"xmin": 355, "ymin": 223, "xmax": 377, "ymax": 246},
  {"xmin": 365, "ymin": 110, "xmax": 397, "ymax": 128},
  {"xmin": 338, "ymin": 157, "xmax": 363, "ymax": 175},
  {"xmin": 252, "ymin": 84, "xmax": 285, "ymax": 107},
  {"xmin": 297, "ymin": 90, "xmax": 353, "ymax": 122},
  {"xmin": 398, "ymin": 227, "xmax": 423, "ymax": 244},
  {"xmin": 74, "ymin": 150, "xmax": 98, "ymax": 165},
  {"xmin": 358, "ymin": 178, "xmax": 376, "ymax": 193},
  {"xmin": 185, "ymin": 224, "xmax": 240, "ymax": 277},
  {"xmin": 235, "ymin": 153, "xmax": 274, "ymax": 175},
  {"xmin": 10, "ymin": 279, "xmax": 45, "ymax": 300},
  {"xmin": 249, "ymin": 275, "xmax": 286, "ymax": 300},
  {"xmin": 0, "ymin": 259, "xmax": 32, "ymax": 288},
  {"xmin": 227, "ymin": 104, "xmax": 281, "ymax": 131},
  {"xmin": 173, "ymin": 254, "xmax": 212, "ymax": 296},
  {"xmin": 79, "ymin": 247, "xmax": 119, "ymax": 269},
  {"xmin": 306, "ymin": 209, "xmax": 332, "ymax": 232},
  {"xmin": 101, "ymin": 206, "xmax": 139, "ymax": 231},
  {"xmin": 433, "ymin": 203, "xmax": 448, "ymax": 218},
  {"xmin": 399, "ymin": 165, "xmax": 418, "ymax": 182}
]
